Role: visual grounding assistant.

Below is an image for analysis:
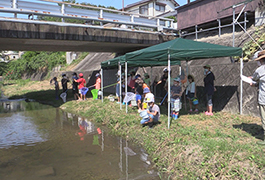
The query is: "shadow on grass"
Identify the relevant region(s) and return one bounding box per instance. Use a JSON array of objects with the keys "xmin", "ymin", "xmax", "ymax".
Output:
[
  {"xmin": 8, "ymin": 89, "xmax": 94, "ymax": 108},
  {"xmin": 233, "ymin": 123, "xmax": 264, "ymax": 140}
]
